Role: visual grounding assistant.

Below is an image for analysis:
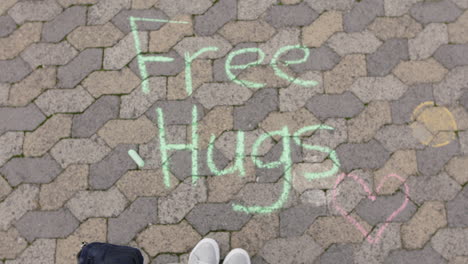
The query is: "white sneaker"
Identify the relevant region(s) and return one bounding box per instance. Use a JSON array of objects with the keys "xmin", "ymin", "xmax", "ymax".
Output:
[
  {"xmin": 223, "ymin": 248, "xmax": 251, "ymax": 264},
  {"xmin": 188, "ymin": 238, "xmax": 220, "ymax": 264}
]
